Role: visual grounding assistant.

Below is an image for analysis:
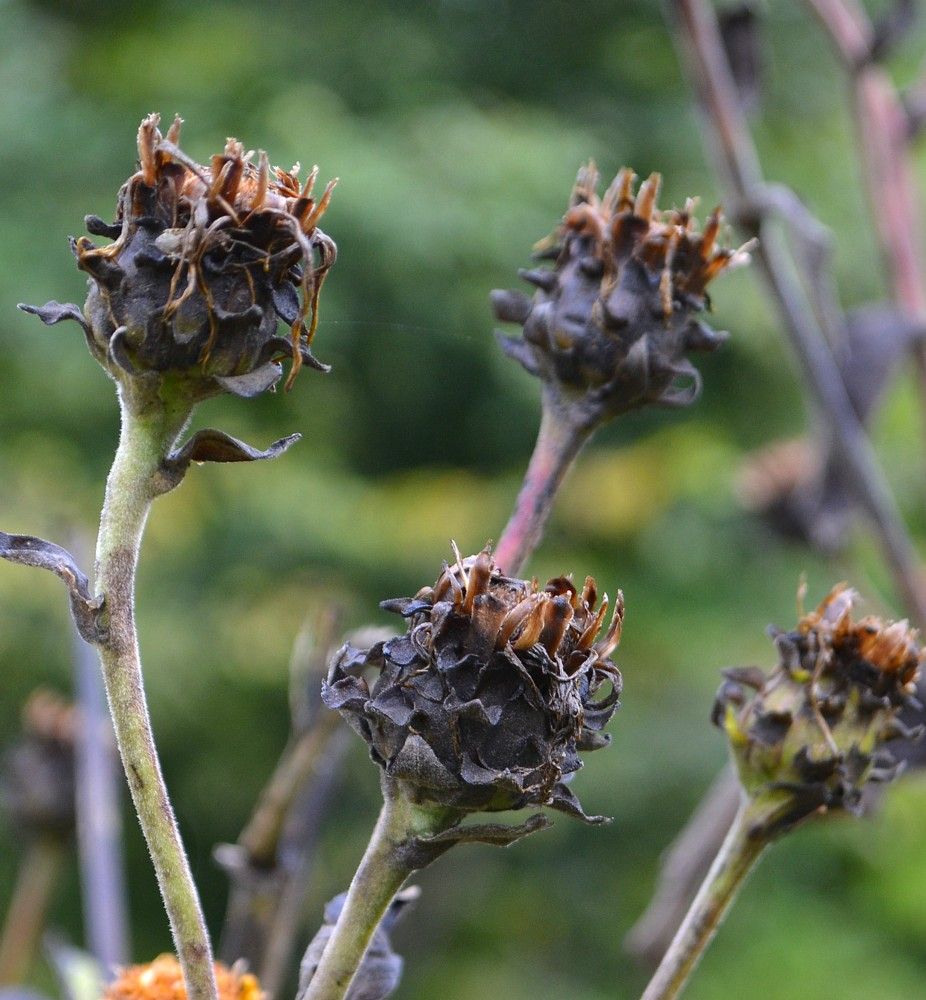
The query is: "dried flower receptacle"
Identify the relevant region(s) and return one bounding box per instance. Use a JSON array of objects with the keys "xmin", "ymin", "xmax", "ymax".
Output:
[
  {"xmin": 493, "ymin": 162, "xmax": 749, "ymax": 428},
  {"xmin": 22, "ymin": 113, "xmax": 336, "ymax": 404},
  {"xmin": 715, "ymin": 584, "xmax": 924, "ymax": 837},
  {"xmin": 305, "ymin": 548, "xmax": 624, "ymax": 1000},
  {"xmin": 324, "ymin": 547, "xmax": 623, "ymax": 820},
  {"xmin": 642, "ymin": 585, "xmax": 923, "ymax": 1000},
  {"xmin": 493, "ymin": 163, "xmax": 749, "ymax": 575}
]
